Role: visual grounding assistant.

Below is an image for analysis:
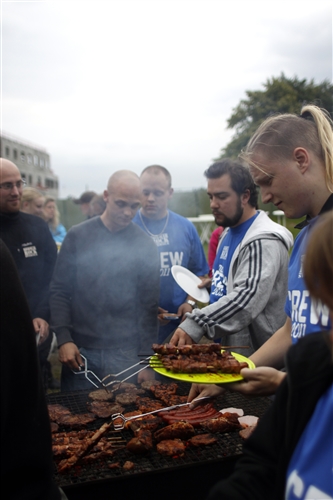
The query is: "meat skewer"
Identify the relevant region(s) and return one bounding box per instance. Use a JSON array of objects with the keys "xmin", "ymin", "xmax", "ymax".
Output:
[
  {"xmin": 57, "ymin": 421, "xmax": 113, "ymax": 473},
  {"xmin": 149, "ymin": 350, "xmax": 249, "ymax": 374},
  {"xmin": 150, "ymin": 343, "xmax": 249, "ymax": 355}
]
